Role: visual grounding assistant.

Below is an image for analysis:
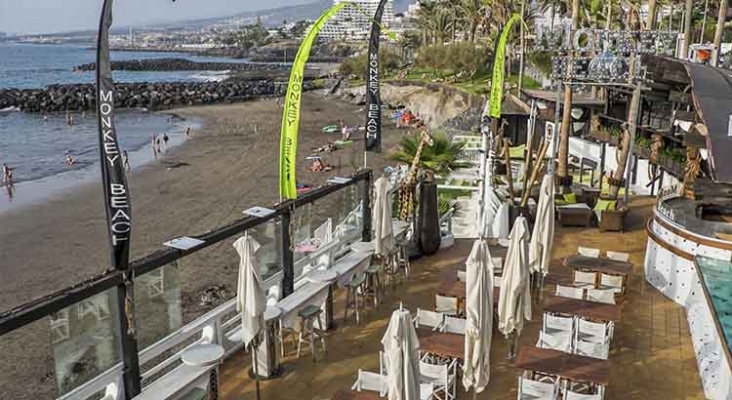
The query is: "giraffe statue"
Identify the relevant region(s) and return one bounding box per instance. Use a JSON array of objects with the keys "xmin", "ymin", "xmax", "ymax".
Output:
[{"xmin": 398, "ymin": 129, "xmax": 434, "ymax": 221}]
